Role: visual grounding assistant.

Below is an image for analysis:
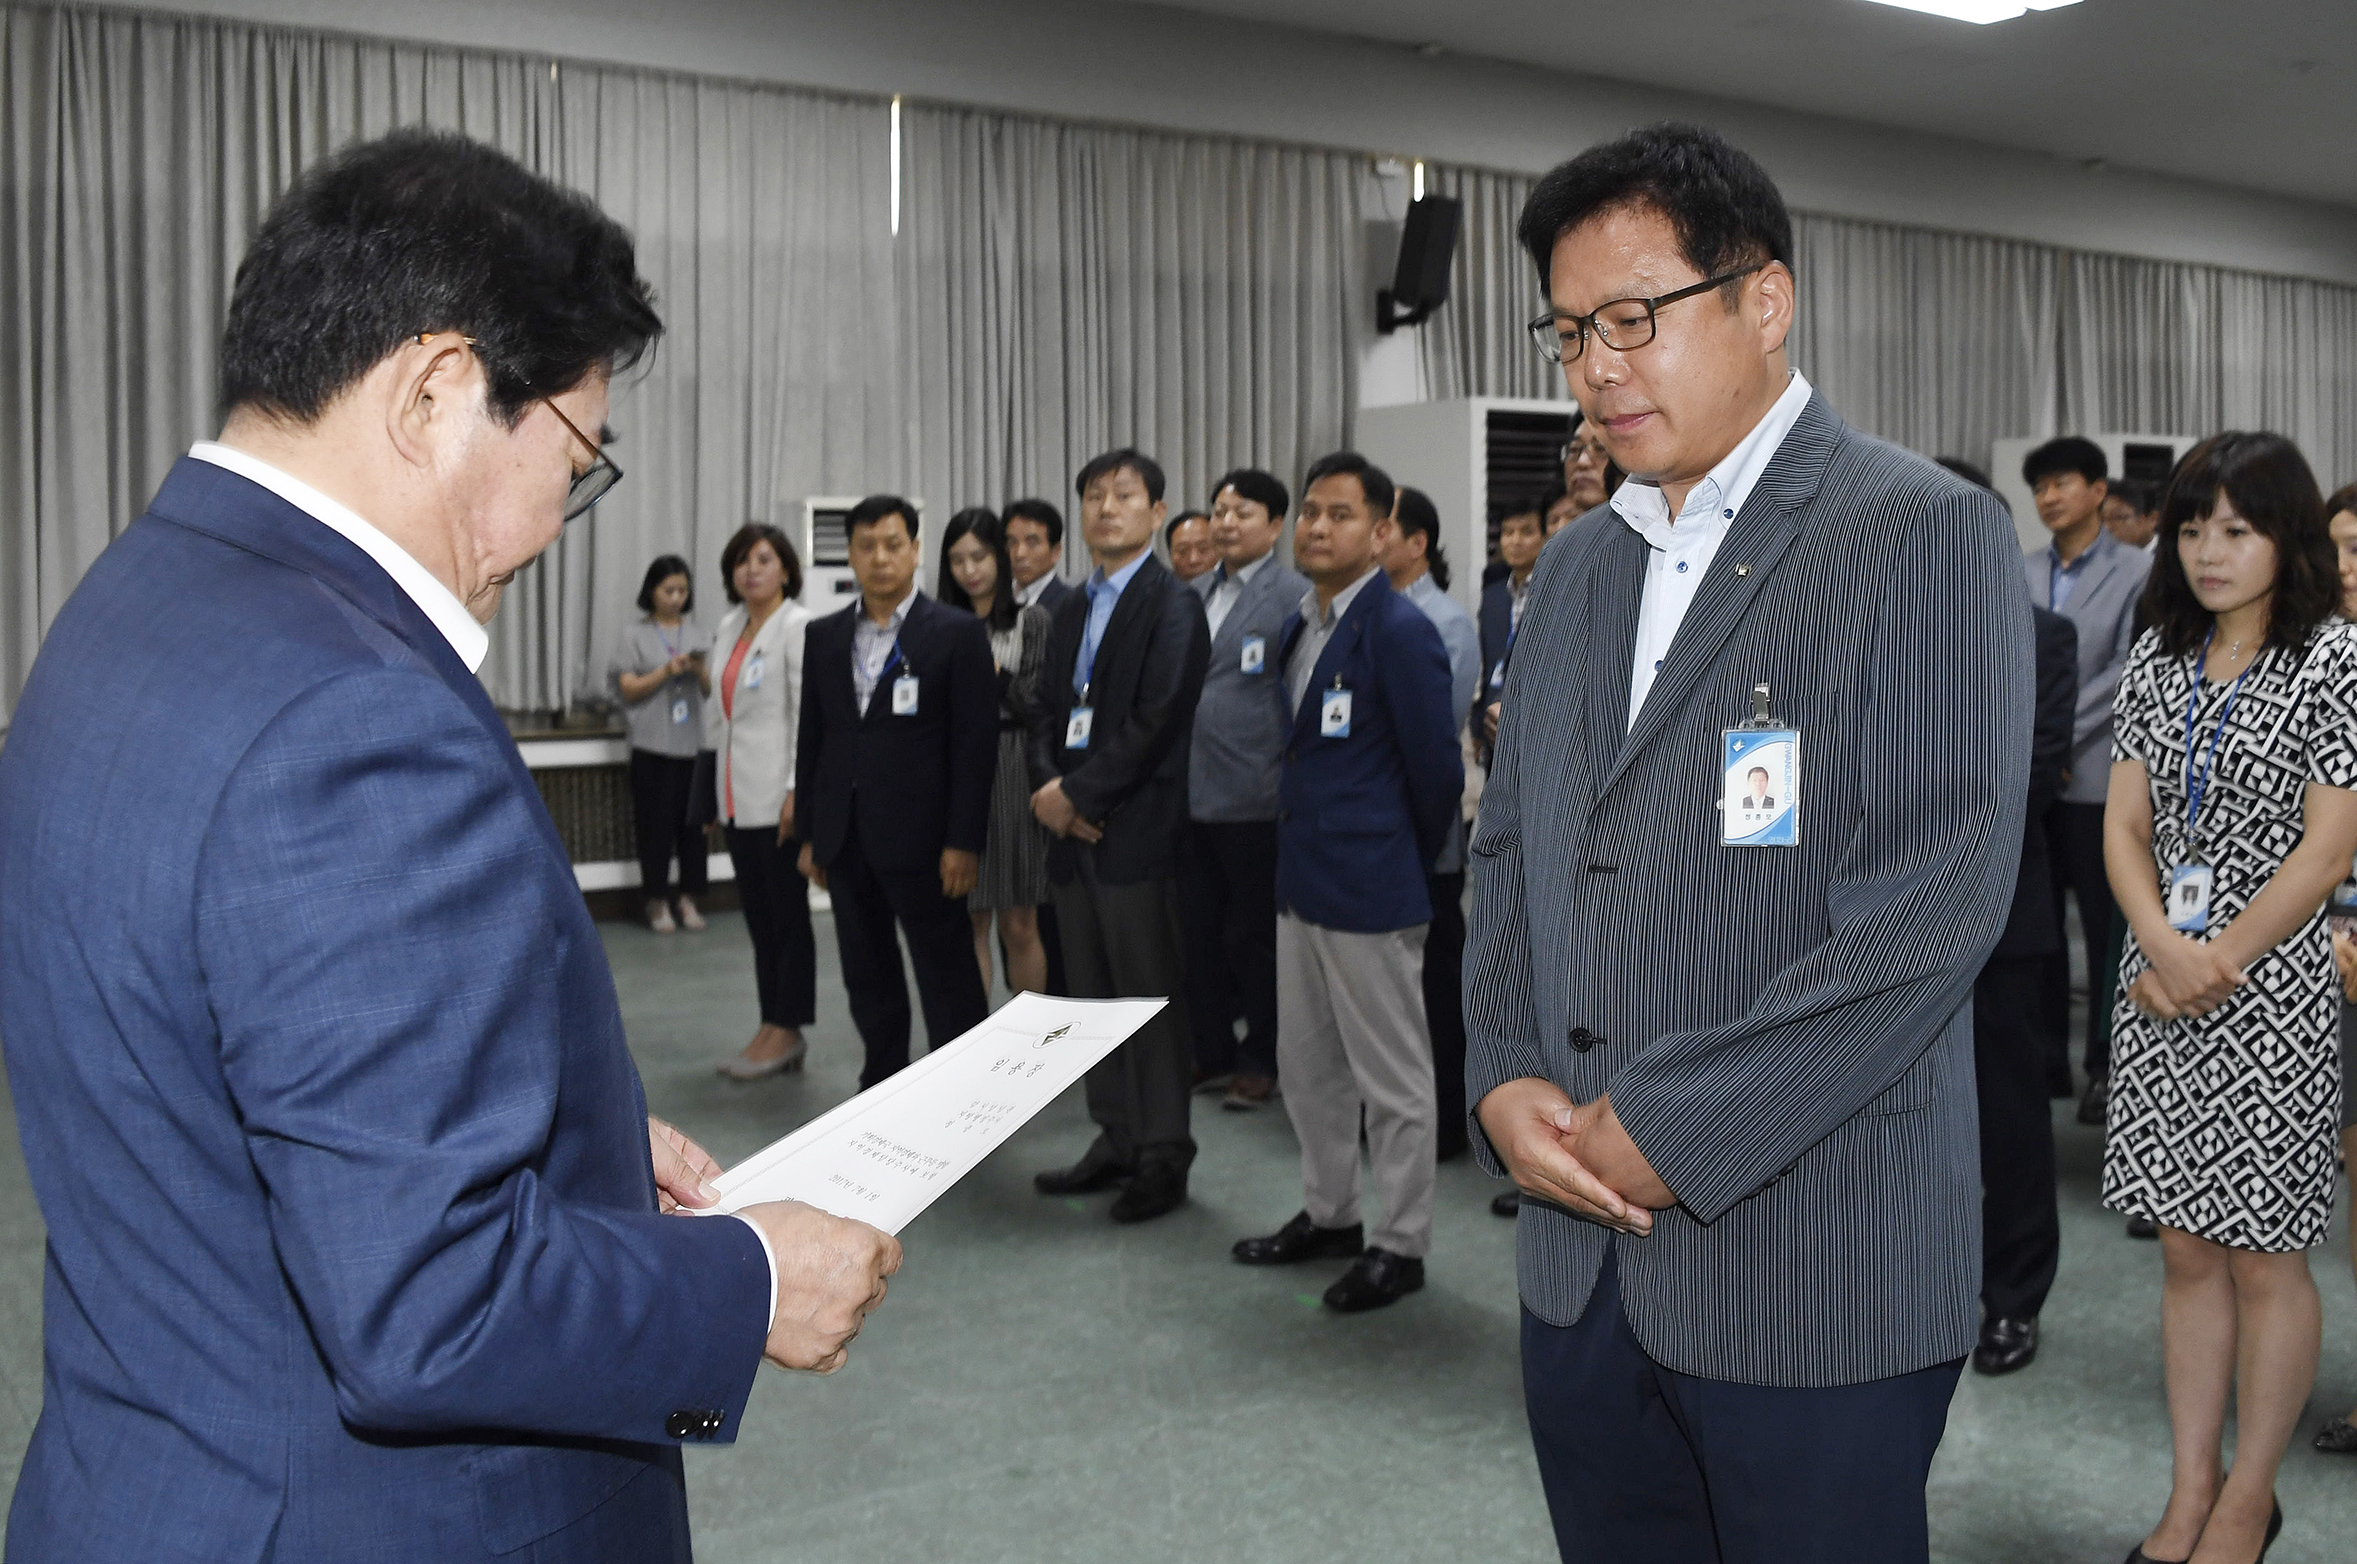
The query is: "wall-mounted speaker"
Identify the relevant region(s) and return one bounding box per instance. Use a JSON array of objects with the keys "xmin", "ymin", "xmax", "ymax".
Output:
[{"xmin": 1378, "ymin": 195, "xmax": 1461, "ymax": 334}]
